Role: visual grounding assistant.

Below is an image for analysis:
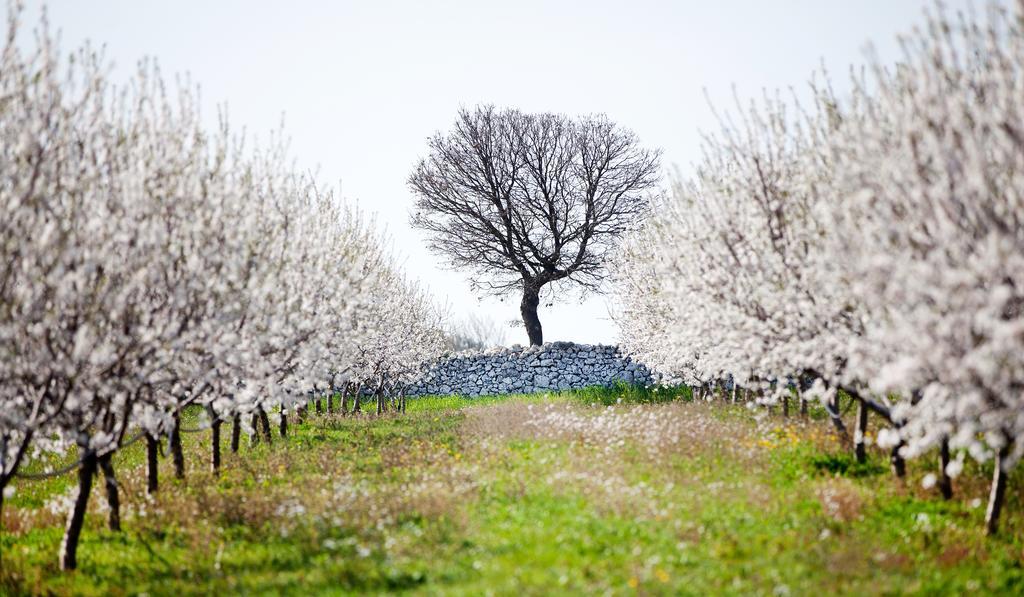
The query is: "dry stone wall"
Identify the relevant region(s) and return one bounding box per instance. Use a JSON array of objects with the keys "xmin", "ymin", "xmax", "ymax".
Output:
[{"xmin": 407, "ymin": 341, "xmax": 652, "ymax": 397}]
